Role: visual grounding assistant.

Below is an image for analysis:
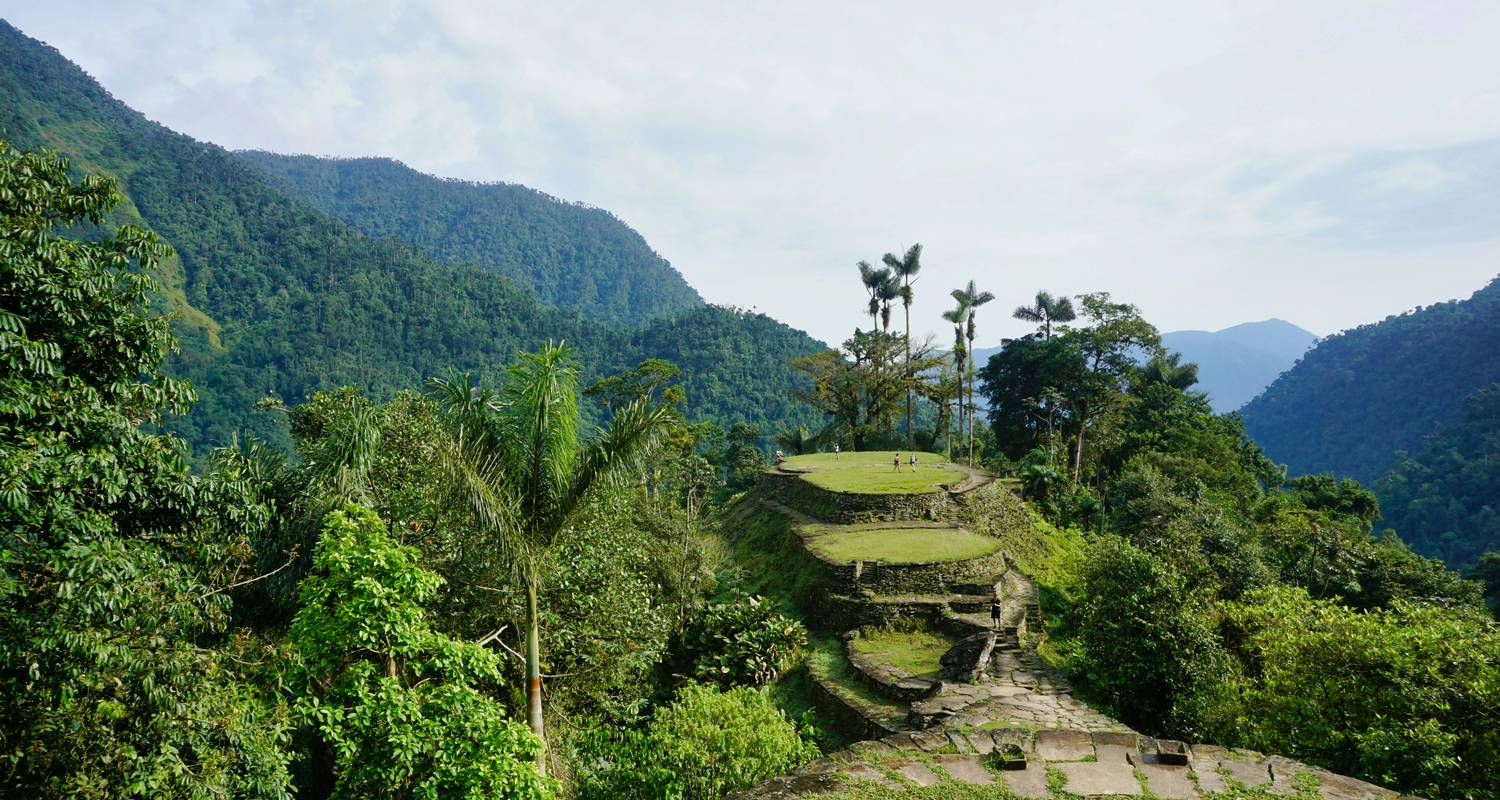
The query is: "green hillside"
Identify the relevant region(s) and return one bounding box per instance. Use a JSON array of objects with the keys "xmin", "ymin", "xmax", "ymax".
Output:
[
  {"xmin": 236, "ymin": 151, "xmax": 702, "ymax": 325},
  {"xmin": 1242, "ymin": 275, "xmax": 1500, "ymax": 483},
  {"xmin": 0, "ymin": 20, "xmax": 821, "ymax": 451}
]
